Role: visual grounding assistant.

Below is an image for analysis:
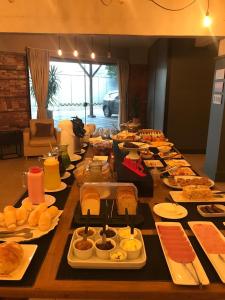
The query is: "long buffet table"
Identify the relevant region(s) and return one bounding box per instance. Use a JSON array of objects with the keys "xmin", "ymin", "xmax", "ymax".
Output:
[{"xmin": 0, "ymin": 146, "xmax": 225, "ymax": 299}]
